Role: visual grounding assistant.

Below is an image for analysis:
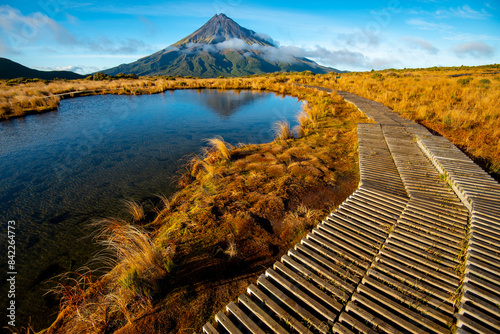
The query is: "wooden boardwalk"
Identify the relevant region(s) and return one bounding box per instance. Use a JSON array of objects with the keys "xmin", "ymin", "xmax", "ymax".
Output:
[{"xmin": 203, "ymin": 89, "xmax": 500, "ymax": 334}]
